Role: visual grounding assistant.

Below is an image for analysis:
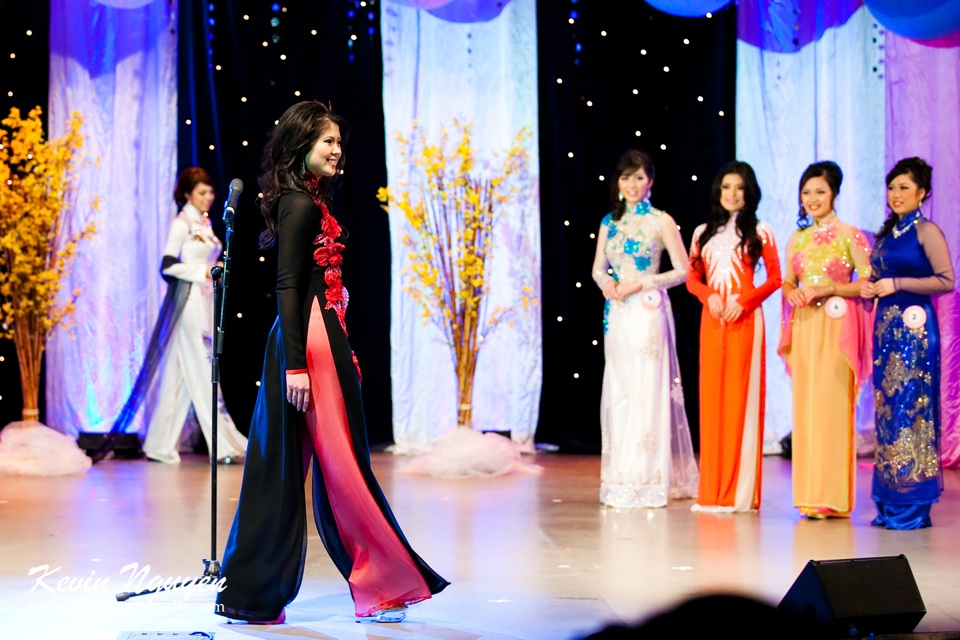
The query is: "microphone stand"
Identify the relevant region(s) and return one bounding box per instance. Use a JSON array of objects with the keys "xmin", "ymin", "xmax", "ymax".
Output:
[{"xmin": 116, "ymin": 196, "xmax": 239, "ymax": 601}]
